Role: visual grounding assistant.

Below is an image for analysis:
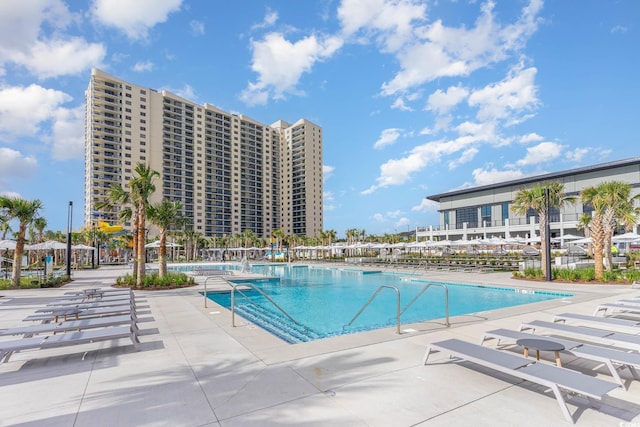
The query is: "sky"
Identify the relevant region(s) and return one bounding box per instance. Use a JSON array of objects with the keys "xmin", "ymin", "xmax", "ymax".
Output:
[{"xmin": 0, "ymin": 0, "xmax": 638, "ymax": 239}]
